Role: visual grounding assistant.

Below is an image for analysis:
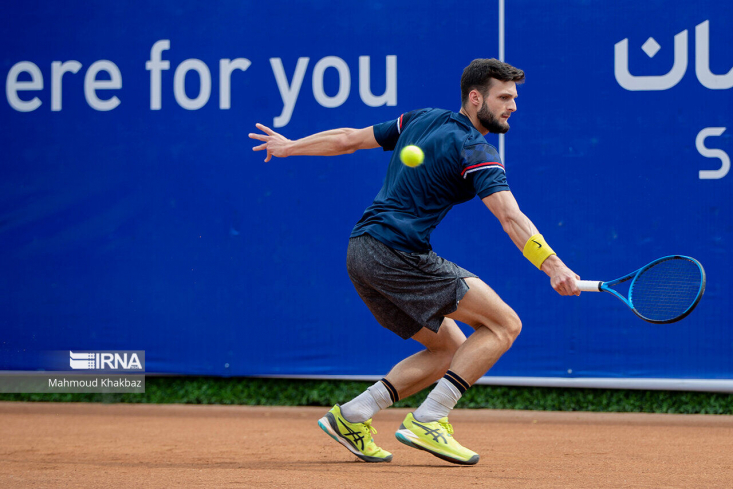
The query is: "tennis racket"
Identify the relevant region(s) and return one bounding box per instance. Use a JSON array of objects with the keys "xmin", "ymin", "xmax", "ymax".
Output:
[{"xmin": 576, "ymin": 255, "xmax": 706, "ymax": 324}]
